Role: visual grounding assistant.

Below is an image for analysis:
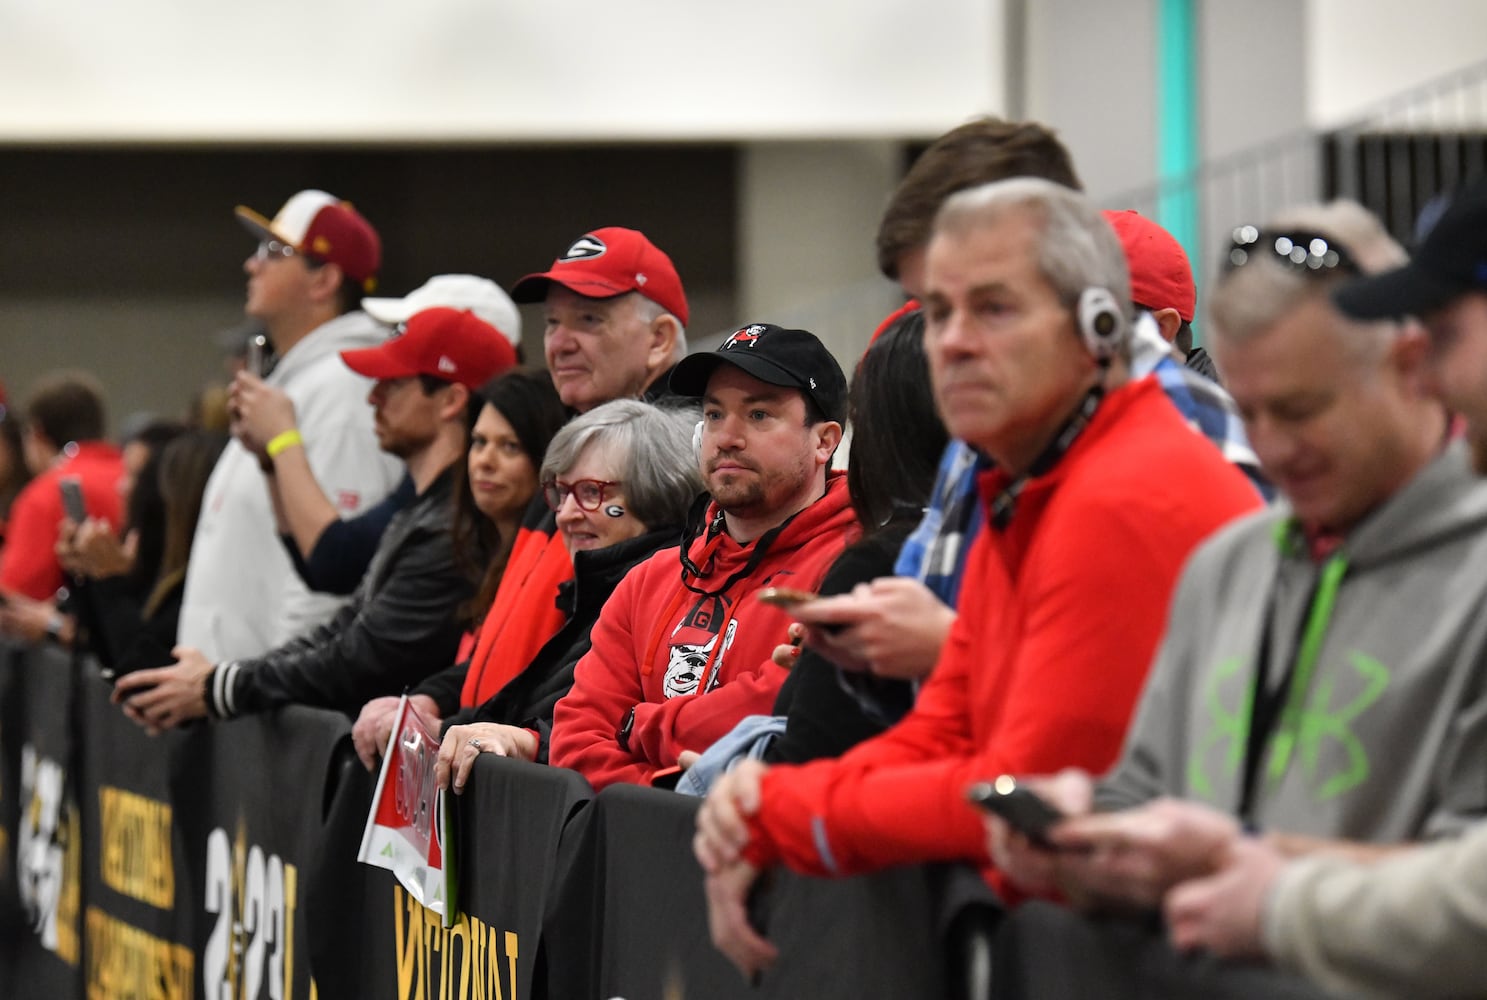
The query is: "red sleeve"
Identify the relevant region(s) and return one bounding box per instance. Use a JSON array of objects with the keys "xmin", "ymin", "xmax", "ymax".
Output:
[
  {"xmin": 549, "ymin": 568, "xmax": 654, "ymax": 790},
  {"xmin": 745, "ymin": 498, "xmax": 1194, "ymax": 878},
  {"xmin": 0, "ymin": 478, "xmax": 64, "ymax": 600}
]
